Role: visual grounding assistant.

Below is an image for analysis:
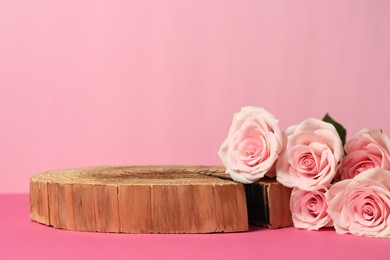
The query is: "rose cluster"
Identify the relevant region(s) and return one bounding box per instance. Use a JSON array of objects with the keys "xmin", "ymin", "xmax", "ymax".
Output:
[{"xmin": 218, "ymin": 106, "xmax": 390, "ymax": 238}]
